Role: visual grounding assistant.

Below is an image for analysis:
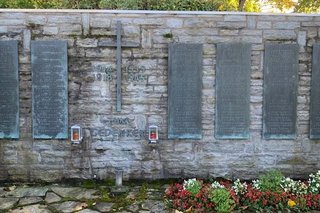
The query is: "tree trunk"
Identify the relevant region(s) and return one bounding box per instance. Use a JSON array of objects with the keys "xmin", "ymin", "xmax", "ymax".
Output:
[{"xmin": 239, "ymin": 0, "xmax": 246, "ymax": 11}]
